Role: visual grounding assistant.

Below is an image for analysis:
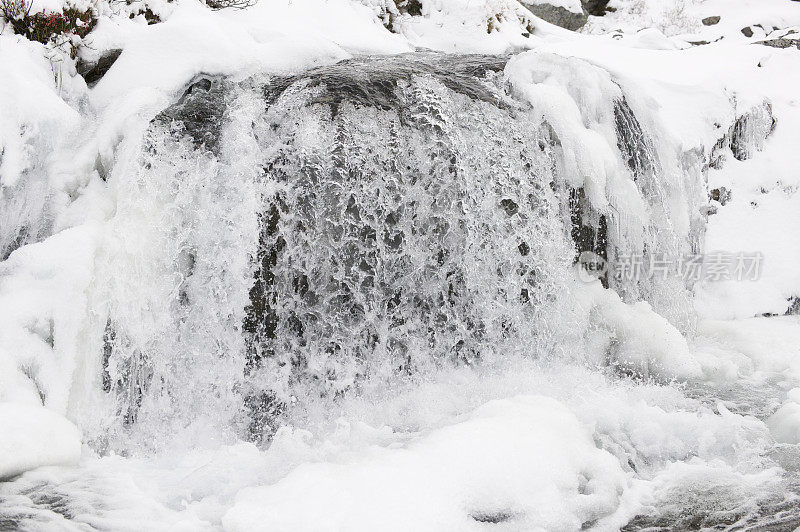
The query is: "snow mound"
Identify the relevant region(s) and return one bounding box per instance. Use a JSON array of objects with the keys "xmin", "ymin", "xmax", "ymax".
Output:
[
  {"xmin": 768, "ymin": 388, "xmax": 800, "ymax": 444},
  {"xmin": 0, "ymin": 403, "xmax": 81, "ymax": 479},
  {"xmin": 223, "ymin": 396, "xmax": 627, "ymax": 531}
]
